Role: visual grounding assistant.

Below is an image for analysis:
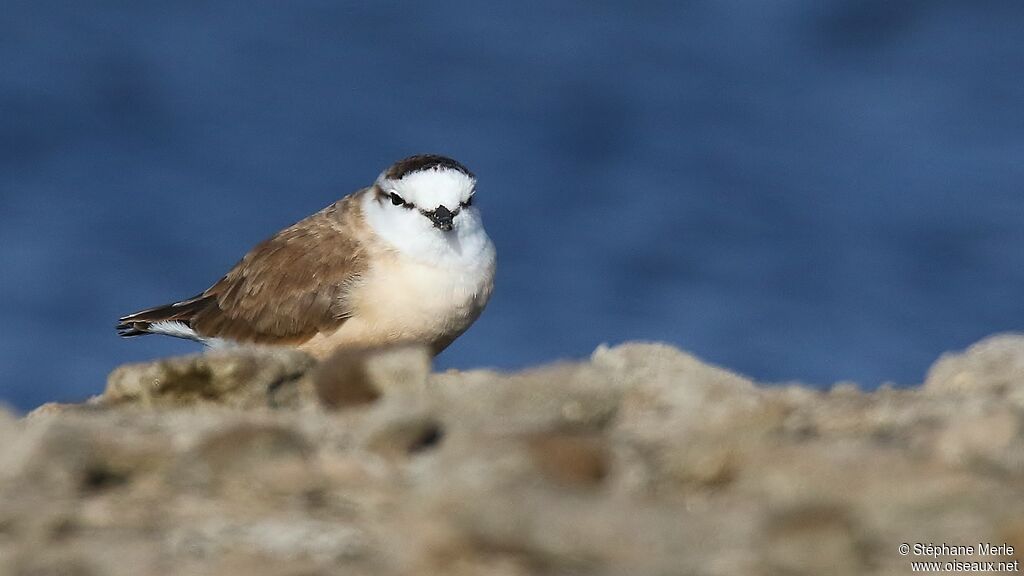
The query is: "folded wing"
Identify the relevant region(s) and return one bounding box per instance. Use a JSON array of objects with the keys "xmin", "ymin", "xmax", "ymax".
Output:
[{"xmin": 117, "ymin": 197, "xmax": 368, "ymax": 345}]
